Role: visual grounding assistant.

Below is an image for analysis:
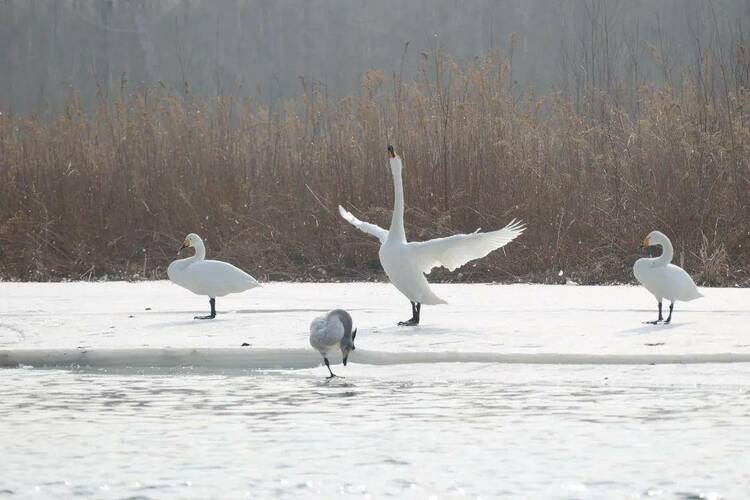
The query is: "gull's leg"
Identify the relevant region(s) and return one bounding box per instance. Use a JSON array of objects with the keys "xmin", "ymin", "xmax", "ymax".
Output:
[
  {"xmin": 398, "ymin": 301, "xmax": 420, "ymax": 326},
  {"xmin": 195, "ymin": 298, "xmax": 217, "ymax": 320},
  {"xmin": 645, "ymin": 301, "xmax": 663, "ymax": 325},
  {"xmin": 663, "ymin": 302, "xmax": 674, "ymax": 324},
  {"xmin": 324, "ymin": 357, "xmax": 339, "ymax": 379}
]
